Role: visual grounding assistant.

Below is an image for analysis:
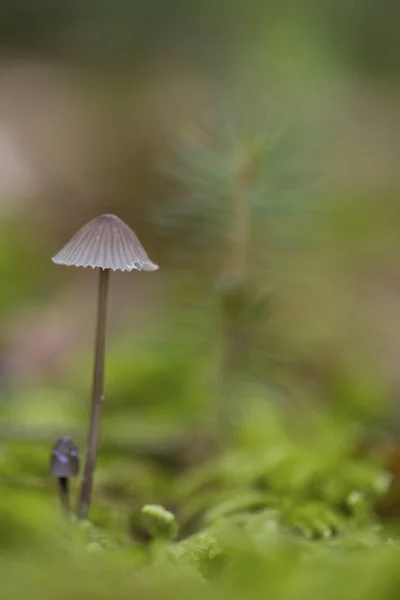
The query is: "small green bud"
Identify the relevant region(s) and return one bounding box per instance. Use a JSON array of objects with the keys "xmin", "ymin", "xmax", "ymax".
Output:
[{"xmin": 141, "ymin": 505, "xmax": 178, "ymax": 541}]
